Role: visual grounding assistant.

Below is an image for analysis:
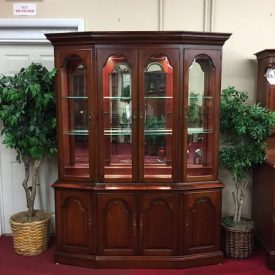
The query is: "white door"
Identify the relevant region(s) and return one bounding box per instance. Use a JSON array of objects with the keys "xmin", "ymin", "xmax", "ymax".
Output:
[
  {"xmin": 0, "ymin": 44, "xmax": 57, "ymax": 234},
  {"xmin": 0, "ymin": 19, "xmax": 84, "ymax": 234}
]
